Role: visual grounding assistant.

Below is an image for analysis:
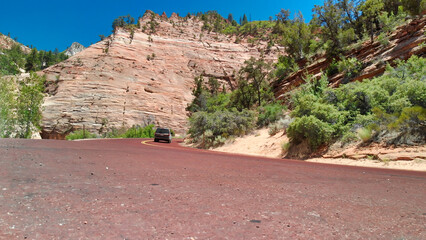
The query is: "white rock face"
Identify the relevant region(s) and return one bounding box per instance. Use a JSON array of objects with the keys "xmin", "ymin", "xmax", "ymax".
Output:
[
  {"xmin": 64, "ymin": 42, "xmax": 86, "ymax": 56},
  {"xmin": 40, "ymin": 12, "xmax": 281, "ymax": 139}
]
